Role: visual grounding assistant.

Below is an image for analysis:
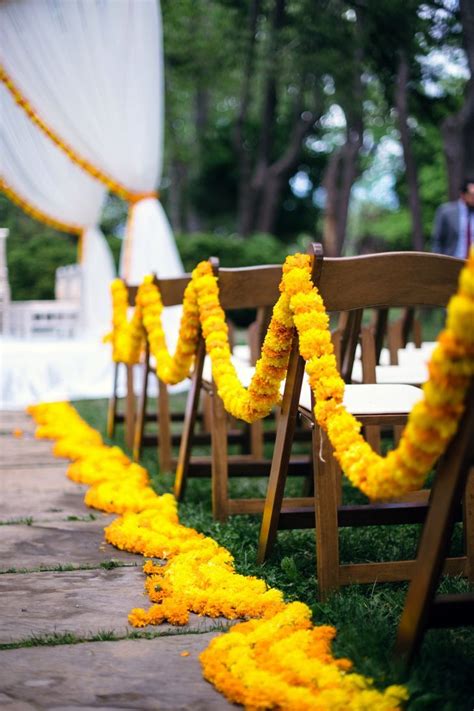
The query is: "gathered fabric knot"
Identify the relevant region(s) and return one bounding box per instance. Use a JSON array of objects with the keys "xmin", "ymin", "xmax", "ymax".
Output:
[{"xmin": 128, "ymin": 191, "xmax": 159, "ymax": 205}]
